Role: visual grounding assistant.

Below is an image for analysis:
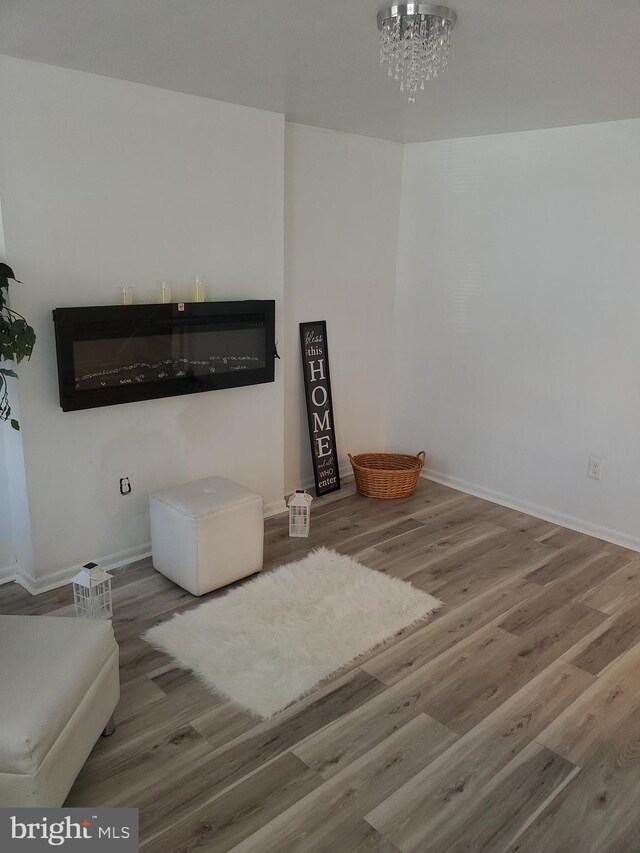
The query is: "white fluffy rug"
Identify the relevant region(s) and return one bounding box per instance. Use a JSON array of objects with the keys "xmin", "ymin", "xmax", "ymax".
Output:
[{"xmin": 143, "ymin": 547, "xmax": 442, "ymax": 718}]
